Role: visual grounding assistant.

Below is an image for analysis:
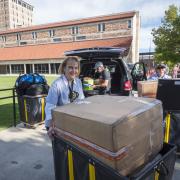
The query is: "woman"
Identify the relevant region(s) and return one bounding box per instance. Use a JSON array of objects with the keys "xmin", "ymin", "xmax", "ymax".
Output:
[{"xmin": 45, "ymin": 56, "xmax": 84, "ymax": 138}]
